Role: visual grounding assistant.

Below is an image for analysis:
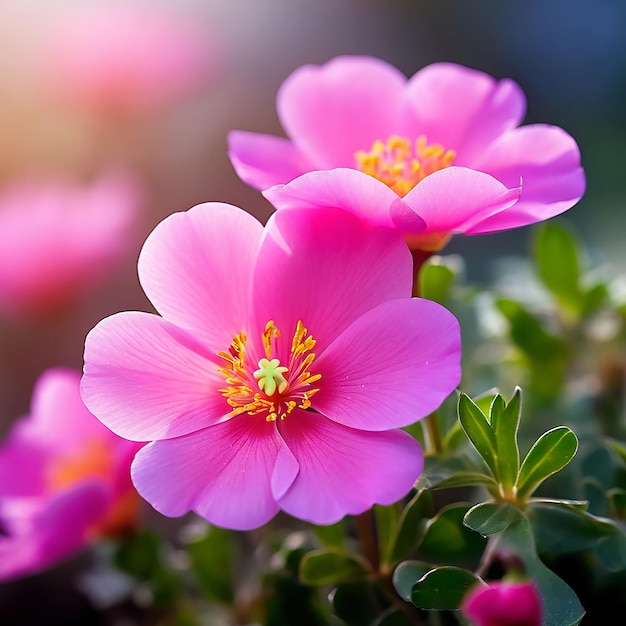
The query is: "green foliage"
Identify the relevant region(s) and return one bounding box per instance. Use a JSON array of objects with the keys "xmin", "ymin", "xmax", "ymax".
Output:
[
  {"xmin": 418, "ymin": 257, "xmax": 457, "ymax": 304},
  {"xmin": 410, "ymin": 567, "xmax": 484, "ymax": 610},
  {"xmin": 299, "ymin": 549, "xmax": 369, "ymax": 586}
]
